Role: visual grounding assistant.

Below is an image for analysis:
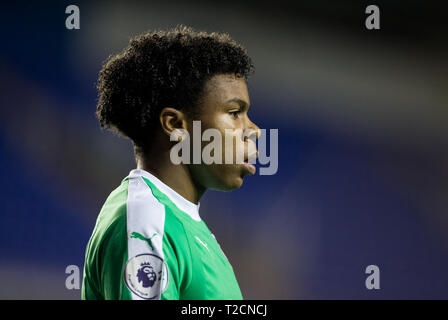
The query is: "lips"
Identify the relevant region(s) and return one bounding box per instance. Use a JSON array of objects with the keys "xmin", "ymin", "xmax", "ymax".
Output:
[
  {"xmin": 243, "ymin": 162, "xmax": 256, "ymax": 175},
  {"xmin": 242, "ymin": 150, "xmax": 258, "ymax": 175}
]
